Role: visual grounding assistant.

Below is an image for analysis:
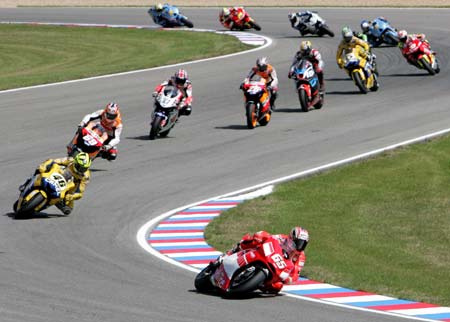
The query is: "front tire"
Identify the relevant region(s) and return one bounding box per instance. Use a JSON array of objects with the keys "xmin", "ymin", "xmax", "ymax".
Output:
[
  {"xmin": 420, "ymin": 57, "xmax": 436, "ymax": 75},
  {"xmin": 298, "ymin": 89, "xmax": 309, "ymax": 112},
  {"xmin": 321, "ymin": 25, "xmax": 334, "ymax": 37},
  {"xmin": 228, "ymin": 267, "xmax": 266, "ymax": 295},
  {"xmin": 149, "ymin": 116, "xmax": 163, "ymax": 140},
  {"xmin": 181, "ymin": 17, "xmax": 194, "ymax": 28},
  {"xmin": 15, "ymin": 193, "xmax": 45, "ymax": 219},
  {"xmin": 195, "ymin": 265, "xmax": 215, "ymax": 293},
  {"xmin": 246, "ymin": 103, "xmax": 257, "ymax": 129},
  {"xmin": 250, "ymin": 21, "xmax": 261, "ymax": 31},
  {"xmin": 258, "ymin": 112, "xmax": 271, "ymax": 126},
  {"xmin": 353, "ymin": 71, "xmax": 368, "ymax": 94}
]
